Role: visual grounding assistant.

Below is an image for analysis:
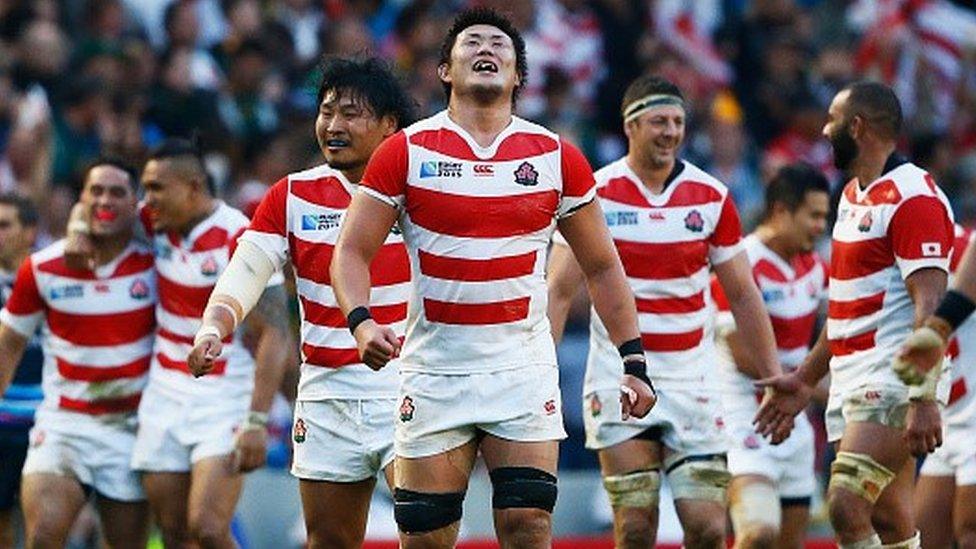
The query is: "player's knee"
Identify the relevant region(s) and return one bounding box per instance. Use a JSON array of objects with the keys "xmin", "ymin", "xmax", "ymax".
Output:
[
  {"xmin": 828, "ymin": 489, "xmax": 871, "ymax": 537},
  {"xmin": 737, "ymin": 525, "xmax": 778, "ymax": 549},
  {"xmin": 495, "ymin": 507, "xmax": 551, "ymax": 548},
  {"xmin": 684, "ymin": 516, "xmax": 726, "ymax": 549},
  {"xmin": 667, "ymin": 454, "xmax": 731, "ymax": 503},
  {"xmin": 730, "ymin": 482, "xmax": 781, "ymax": 549},
  {"xmin": 615, "ymin": 513, "xmax": 656, "ymax": 549},
  {"xmin": 393, "ymin": 488, "xmax": 464, "ymax": 535},
  {"xmin": 306, "ymin": 525, "xmax": 360, "ymax": 549},
  {"xmin": 829, "ymin": 452, "xmax": 894, "ymax": 506},
  {"xmin": 26, "ymin": 518, "xmax": 70, "ymax": 548},
  {"xmin": 187, "ymin": 514, "xmax": 231, "ymax": 549},
  {"xmin": 603, "ymin": 469, "xmax": 661, "ymax": 509},
  {"xmin": 490, "ymin": 467, "xmax": 558, "ymax": 513}
]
